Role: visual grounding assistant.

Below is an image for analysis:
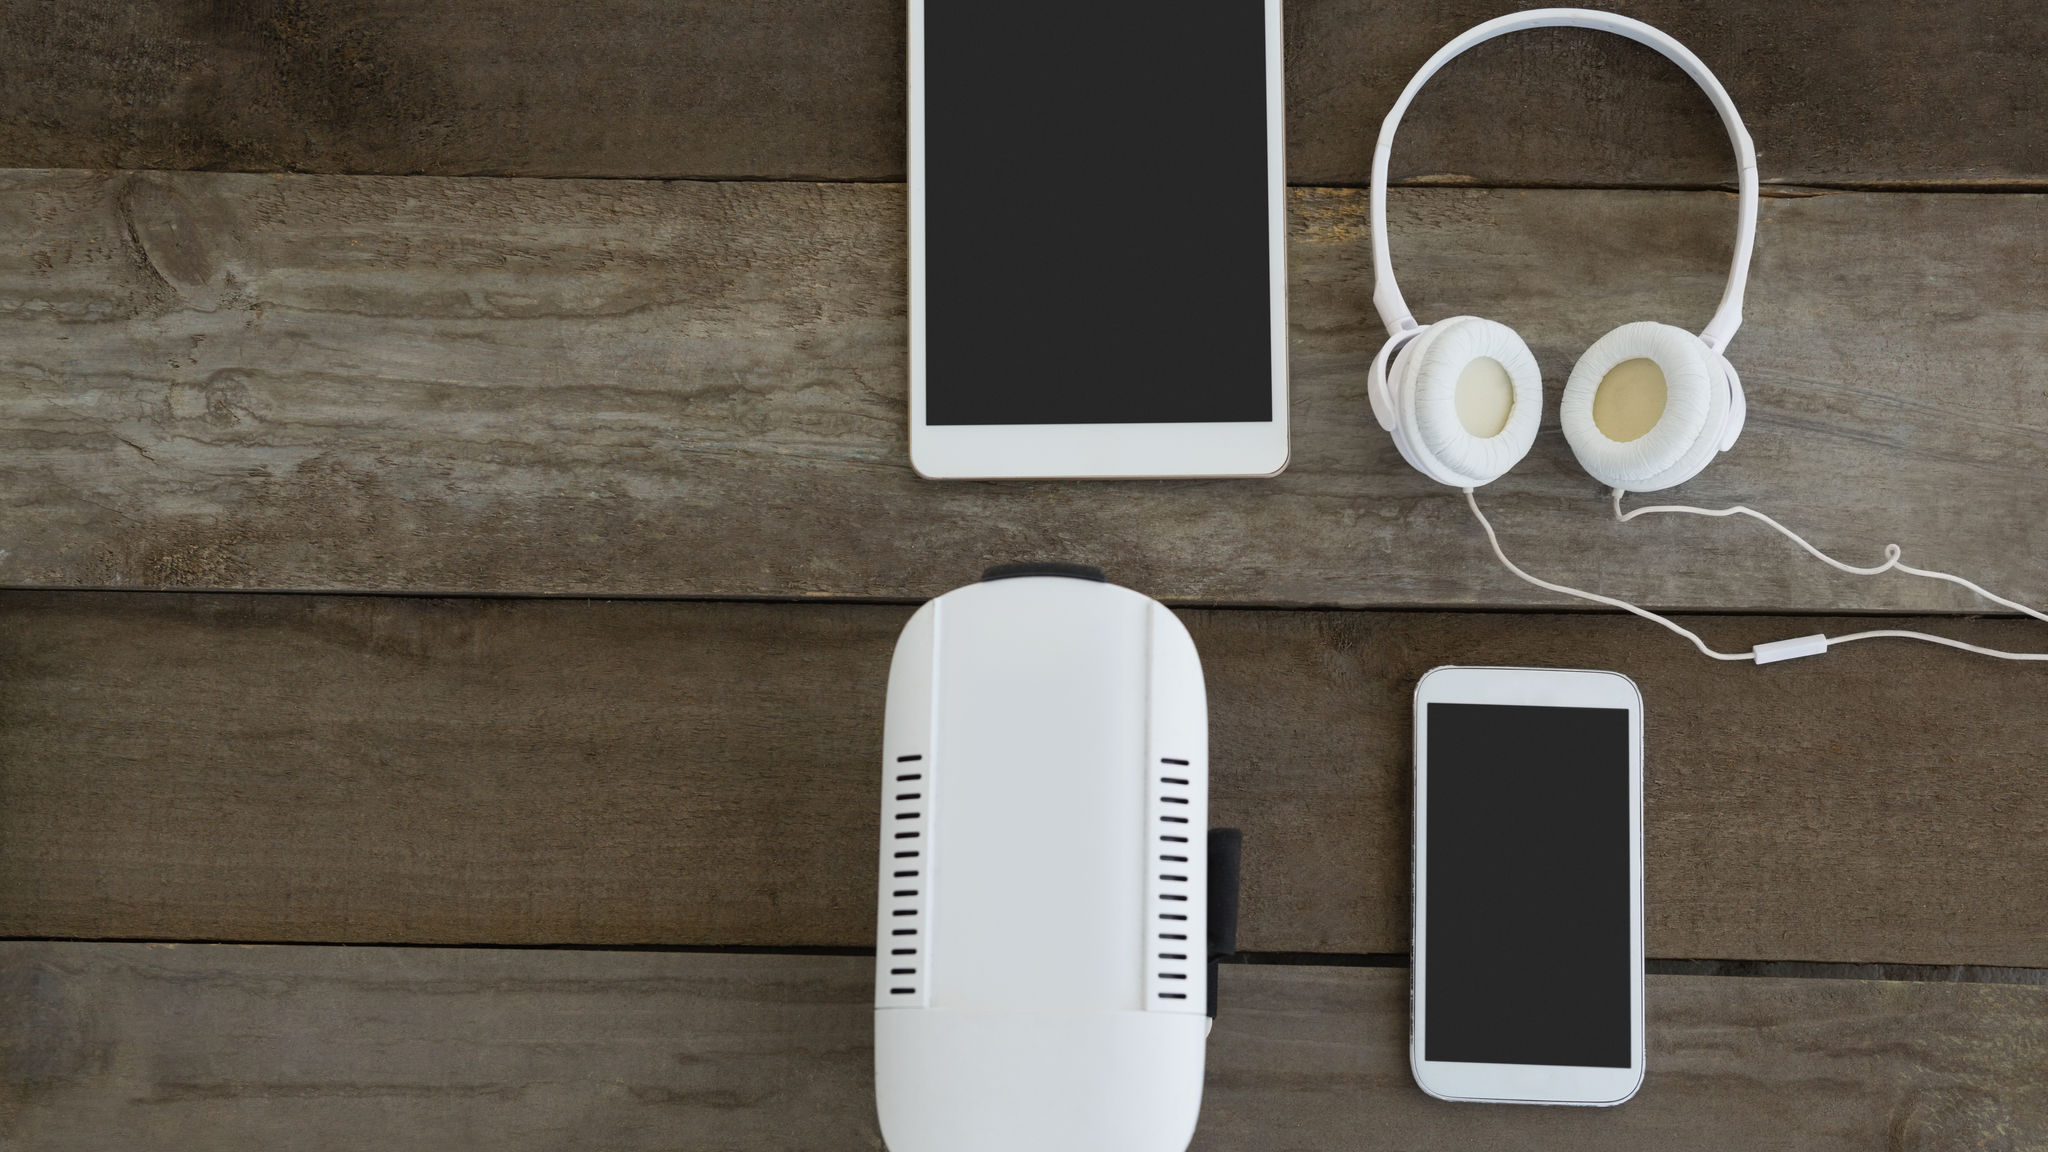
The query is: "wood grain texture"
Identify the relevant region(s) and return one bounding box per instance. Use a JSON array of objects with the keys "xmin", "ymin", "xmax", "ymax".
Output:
[
  {"xmin": 1, "ymin": 944, "xmax": 2043, "ymax": 1150},
  {"xmin": 1286, "ymin": 0, "xmax": 2048, "ymax": 189},
  {"xmin": 1205, "ymin": 962, "xmax": 2048, "ymax": 1151},
  {"xmin": 3, "ymin": 171, "xmax": 2045, "ymax": 609},
  {"xmin": 0, "ymin": 0, "xmax": 905, "ymax": 181},
  {"xmin": 4, "ymin": 1, "xmax": 2045, "ymax": 187},
  {"xmin": 2, "ymin": 592, "xmax": 2042, "ymax": 966}
]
